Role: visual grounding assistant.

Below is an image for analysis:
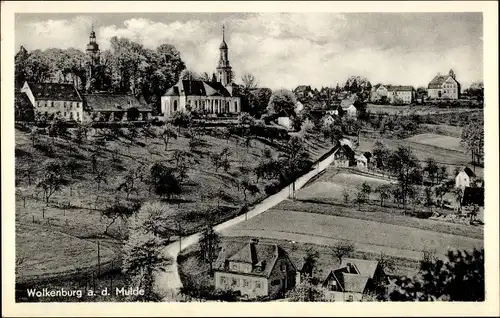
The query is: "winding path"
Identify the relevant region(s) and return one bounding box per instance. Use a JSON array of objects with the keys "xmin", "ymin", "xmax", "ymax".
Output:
[{"xmin": 155, "ymin": 147, "xmax": 338, "ymax": 299}]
